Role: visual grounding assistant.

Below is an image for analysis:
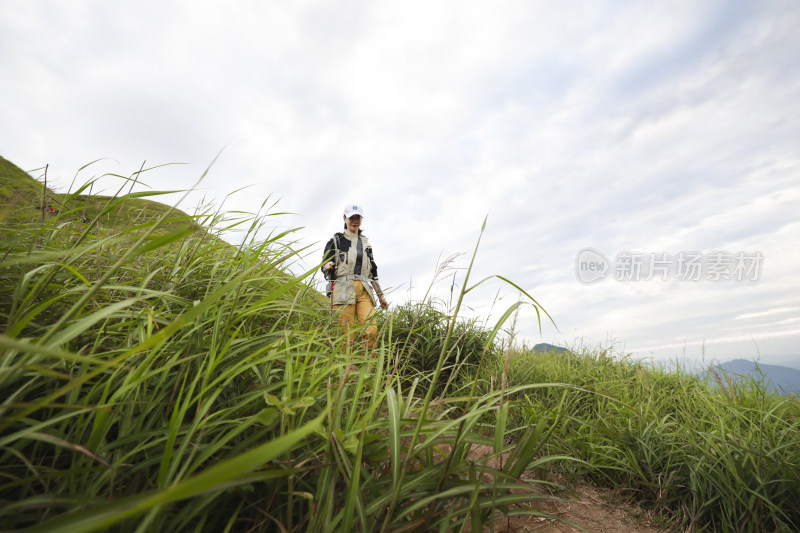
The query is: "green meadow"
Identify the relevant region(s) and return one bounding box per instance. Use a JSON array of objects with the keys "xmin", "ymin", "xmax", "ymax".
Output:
[{"xmin": 1, "ymin": 156, "xmax": 798, "ymax": 532}]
